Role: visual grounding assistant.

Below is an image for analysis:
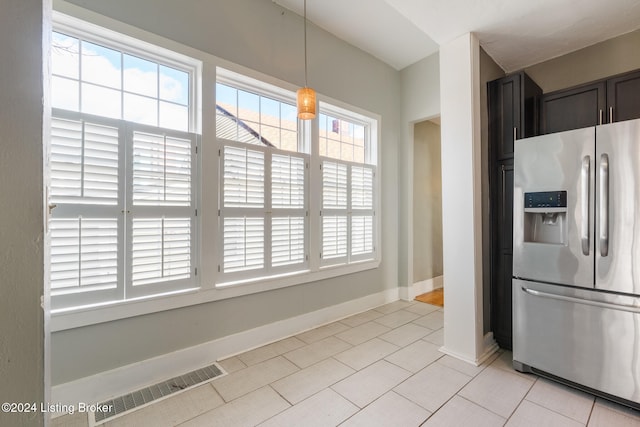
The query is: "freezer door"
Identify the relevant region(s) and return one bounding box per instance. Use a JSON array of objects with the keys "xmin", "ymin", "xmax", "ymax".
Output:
[
  {"xmin": 596, "ymin": 119, "xmax": 640, "ymax": 295},
  {"xmin": 513, "ymin": 127, "xmax": 595, "ymax": 287},
  {"xmin": 513, "ymin": 279, "xmax": 640, "ymax": 408}
]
